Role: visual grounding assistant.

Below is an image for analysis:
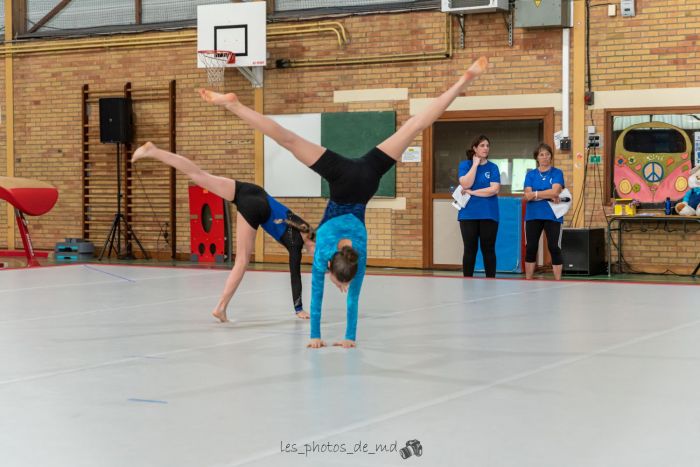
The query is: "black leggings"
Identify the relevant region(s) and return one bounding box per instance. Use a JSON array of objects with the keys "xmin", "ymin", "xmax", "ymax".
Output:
[
  {"xmin": 459, "ymin": 220, "xmax": 498, "ymax": 278},
  {"xmin": 278, "ymin": 213, "xmax": 306, "ymax": 312},
  {"xmin": 525, "ymin": 220, "xmax": 563, "ymax": 265}
]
